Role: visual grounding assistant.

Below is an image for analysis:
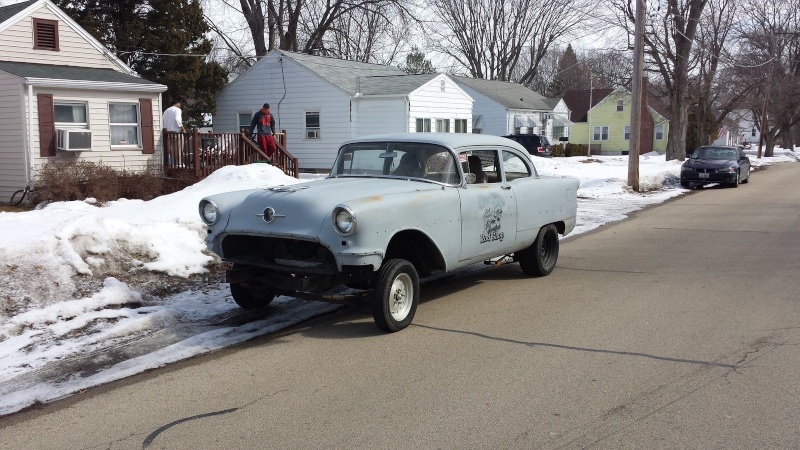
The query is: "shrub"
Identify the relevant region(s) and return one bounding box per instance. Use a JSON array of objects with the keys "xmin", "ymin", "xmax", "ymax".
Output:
[
  {"xmin": 33, "ymin": 160, "xmax": 171, "ymax": 204},
  {"xmin": 551, "ymin": 144, "xmax": 565, "ymax": 157}
]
